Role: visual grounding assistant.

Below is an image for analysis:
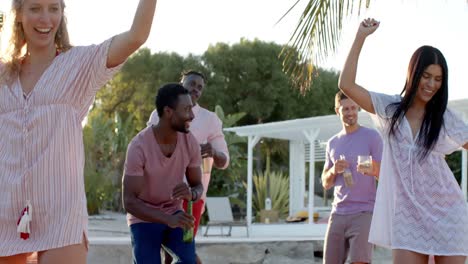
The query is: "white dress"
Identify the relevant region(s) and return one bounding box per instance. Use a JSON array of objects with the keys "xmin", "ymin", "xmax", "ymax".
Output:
[
  {"xmin": 0, "ymin": 39, "xmax": 123, "ymax": 256},
  {"xmin": 368, "ymin": 92, "xmax": 468, "ymax": 255}
]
